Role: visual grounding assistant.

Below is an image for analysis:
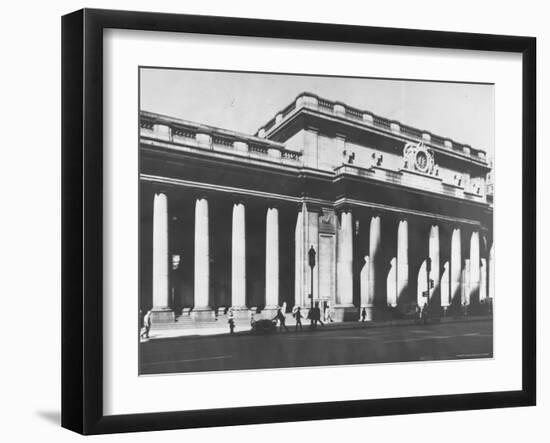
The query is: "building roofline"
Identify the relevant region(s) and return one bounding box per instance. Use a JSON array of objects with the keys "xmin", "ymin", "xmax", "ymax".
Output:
[
  {"xmin": 255, "ymin": 92, "xmax": 488, "ymax": 159},
  {"xmin": 140, "ymin": 110, "xmax": 285, "ymax": 149}
]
